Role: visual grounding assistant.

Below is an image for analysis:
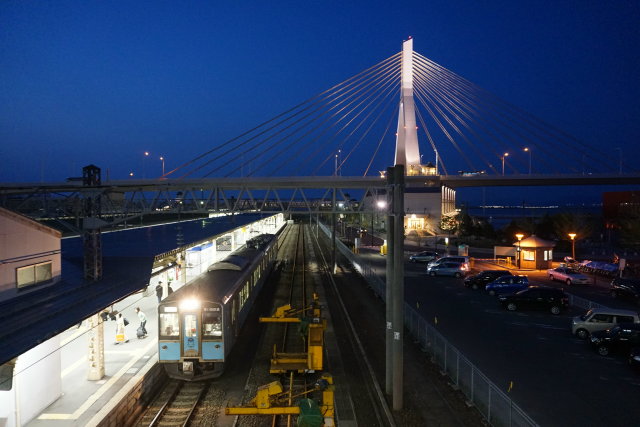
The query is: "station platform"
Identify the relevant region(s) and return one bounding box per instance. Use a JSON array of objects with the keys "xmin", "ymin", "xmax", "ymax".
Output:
[{"xmin": 26, "ymin": 289, "xmax": 160, "ymax": 427}]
